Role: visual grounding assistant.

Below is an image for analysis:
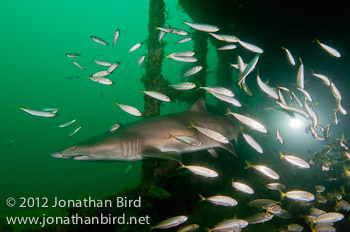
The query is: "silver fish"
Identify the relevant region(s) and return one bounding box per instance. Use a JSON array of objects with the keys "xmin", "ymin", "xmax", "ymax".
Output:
[
  {"xmin": 69, "ymin": 126, "xmax": 81, "ymax": 136},
  {"xmin": 168, "ymin": 133, "xmax": 202, "ymax": 147},
  {"xmin": 180, "ymin": 162, "xmax": 218, "ymax": 178},
  {"xmin": 138, "ymin": 55, "xmax": 146, "ymax": 67},
  {"xmin": 90, "ymin": 36, "xmax": 108, "ymax": 46},
  {"xmin": 113, "ymin": 29, "xmax": 120, "ymax": 46},
  {"xmin": 279, "ymin": 151, "xmax": 310, "ymax": 168},
  {"xmin": 217, "ymin": 44, "xmax": 237, "ymax": 50},
  {"xmin": 21, "ymin": 108, "xmax": 56, "ymax": 117},
  {"xmin": 297, "ymin": 58, "xmax": 304, "ymax": 89},
  {"xmin": 188, "ymin": 121, "xmax": 229, "ymax": 144},
  {"xmin": 316, "ymin": 39, "xmax": 341, "ymax": 58},
  {"xmin": 245, "ymin": 161, "xmax": 279, "ymax": 180},
  {"xmin": 276, "ymin": 130, "xmax": 284, "ymax": 144},
  {"xmin": 238, "ymin": 39, "xmax": 263, "ymax": 53},
  {"xmin": 177, "ymin": 37, "xmax": 192, "ymax": 43},
  {"xmin": 88, "ymin": 77, "xmax": 113, "ymax": 85},
  {"xmin": 281, "ymin": 47, "xmax": 295, "ymax": 65},
  {"xmin": 92, "ymin": 71, "xmax": 110, "ymax": 78},
  {"xmin": 210, "ymin": 92, "xmax": 242, "ymax": 107},
  {"xmin": 66, "ymin": 53, "xmax": 80, "ymax": 58},
  {"xmin": 59, "ymin": 119, "xmax": 77, "ymax": 128},
  {"xmin": 312, "ymin": 73, "xmax": 331, "ymax": 86},
  {"xmin": 282, "ymin": 190, "xmax": 315, "ymax": 202},
  {"xmin": 198, "ymin": 194, "xmax": 237, "ymax": 206},
  {"xmin": 209, "ymin": 33, "xmax": 239, "ymax": 42},
  {"xmin": 152, "ymin": 215, "xmax": 188, "ymax": 229},
  {"xmin": 93, "ymin": 60, "xmax": 111, "ymax": 67},
  {"xmin": 72, "ymin": 60, "xmax": 85, "ymax": 70},
  {"xmin": 183, "ymin": 22, "xmax": 219, "ymax": 32},
  {"xmin": 108, "ymin": 62, "xmax": 120, "ymax": 73},
  {"xmin": 169, "ymin": 82, "xmax": 196, "ymax": 90},
  {"xmin": 115, "ymin": 103, "xmax": 142, "ymax": 117},
  {"xmin": 169, "ymin": 56, "xmax": 197, "ymax": 63},
  {"xmin": 142, "ymin": 91, "xmax": 170, "ymax": 102},
  {"xmin": 183, "ymin": 66, "xmax": 202, "ymax": 77},
  {"xmin": 232, "ymin": 181, "xmax": 254, "ymax": 194},
  {"xmin": 128, "ymin": 42, "xmax": 142, "ymax": 53},
  {"xmin": 200, "ymin": 86, "xmax": 234, "ymax": 97},
  {"xmin": 314, "ymin": 212, "xmax": 344, "ymax": 224},
  {"xmin": 208, "ymin": 219, "xmax": 248, "ymax": 232},
  {"xmin": 226, "ymin": 109, "xmax": 267, "ymax": 133},
  {"xmin": 242, "ymin": 132, "xmax": 263, "ymax": 153},
  {"xmin": 109, "ymin": 123, "xmax": 120, "ymax": 132},
  {"xmin": 257, "ymin": 74, "xmax": 279, "ymax": 99}
]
